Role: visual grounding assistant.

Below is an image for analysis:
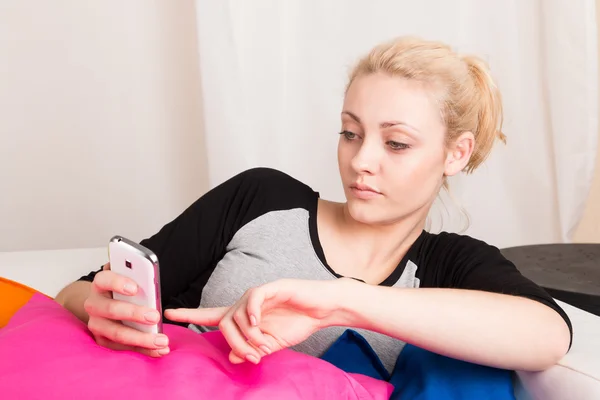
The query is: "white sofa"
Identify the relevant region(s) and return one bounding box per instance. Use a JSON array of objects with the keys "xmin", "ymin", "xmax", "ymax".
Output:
[{"xmin": 1, "ymin": 247, "xmax": 599, "ymax": 399}]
